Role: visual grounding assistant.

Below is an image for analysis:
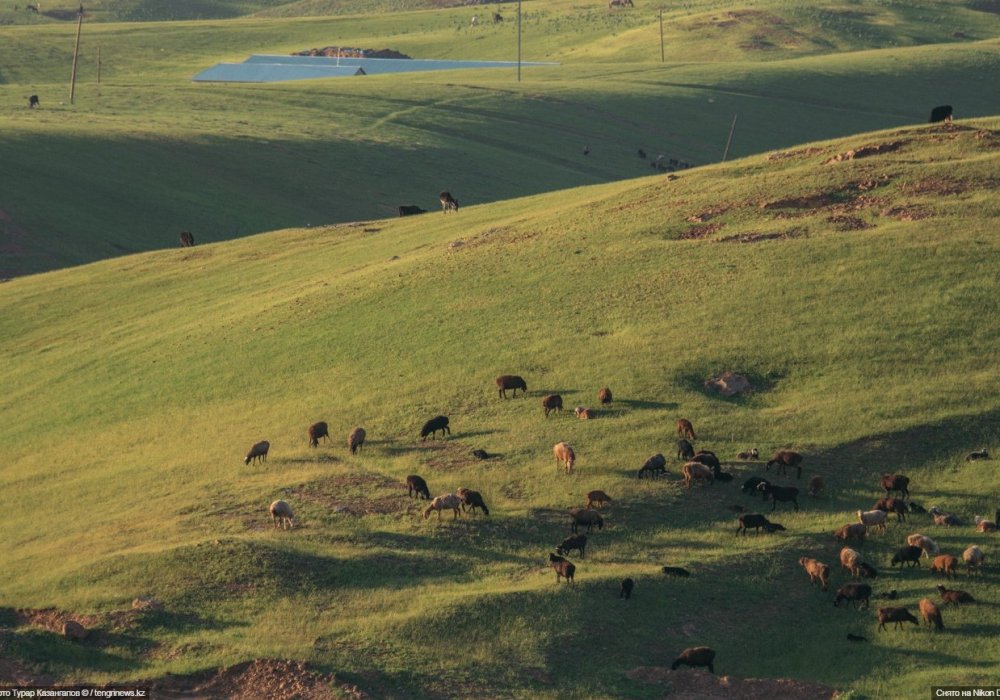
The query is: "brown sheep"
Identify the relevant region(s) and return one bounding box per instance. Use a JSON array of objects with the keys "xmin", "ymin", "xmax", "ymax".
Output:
[
  {"xmin": 676, "ymin": 418, "xmax": 696, "ymax": 440},
  {"xmin": 598, "ymin": 387, "xmax": 612, "ymax": 404},
  {"xmin": 423, "ymin": 494, "xmax": 462, "ymax": 521},
  {"xmin": 586, "ymin": 490, "xmax": 612, "ymax": 509},
  {"xmin": 671, "ymin": 647, "xmax": 715, "ymax": 673},
  {"xmin": 495, "ymin": 374, "xmax": 527, "ymax": 398},
  {"xmin": 766, "ymin": 449, "xmax": 803, "ymax": 479},
  {"xmin": 244, "ymin": 440, "xmax": 270, "ymax": 465},
  {"xmin": 963, "ymin": 545, "xmax": 985, "ymax": 575},
  {"xmin": 877, "ymin": 607, "xmax": 918, "ymax": 631},
  {"xmin": 930, "ymin": 554, "xmax": 960, "ymax": 578},
  {"xmin": 406, "ymin": 474, "xmax": 431, "ymax": 500},
  {"xmin": 308, "ymin": 421, "xmax": 329, "ymax": 448},
  {"xmin": 569, "ymin": 507, "xmax": 604, "ymax": 533},
  {"xmin": 682, "ymin": 461, "xmax": 714, "ymax": 488},
  {"xmin": 269, "ymin": 500, "xmax": 295, "ymax": 529},
  {"xmin": 348, "ymin": 427, "xmax": 366, "ymax": 454},
  {"xmin": 974, "ymin": 515, "xmax": 997, "ymax": 533},
  {"xmin": 799, "ymin": 557, "xmax": 830, "ymax": 591},
  {"xmin": 574, "ymin": 406, "xmax": 594, "ymax": 420},
  {"xmin": 834, "ymin": 523, "xmax": 868, "ymax": 544},
  {"xmin": 542, "ymin": 394, "xmax": 564, "ymax": 417},
  {"xmin": 807, "ymin": 475, "xmax": 824, "ymax": 497},
  {"xmin": 549, "ymin": 553, "xmax": 575, "ymax": 584},
  {"xmin": 919, "ymin": 598, "xmax": 944, "ymax": 630},
  {"xmin": 554, "ymin": 442, "xmax": 575, "ymax": 474},
  {"xmin": 937, "ymin": 584, "xmax": 975, "ymax": 604}
]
